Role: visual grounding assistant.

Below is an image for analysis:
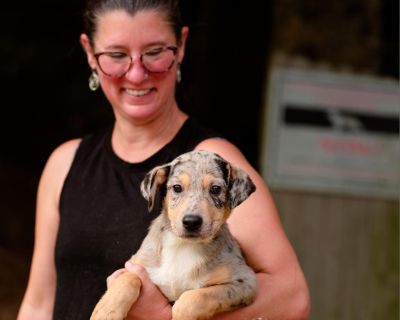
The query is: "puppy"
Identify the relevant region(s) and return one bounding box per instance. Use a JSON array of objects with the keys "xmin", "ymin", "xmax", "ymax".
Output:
[{"xmin": 91, "ymin": 150, "xmax": 257, "ymax": 320}]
